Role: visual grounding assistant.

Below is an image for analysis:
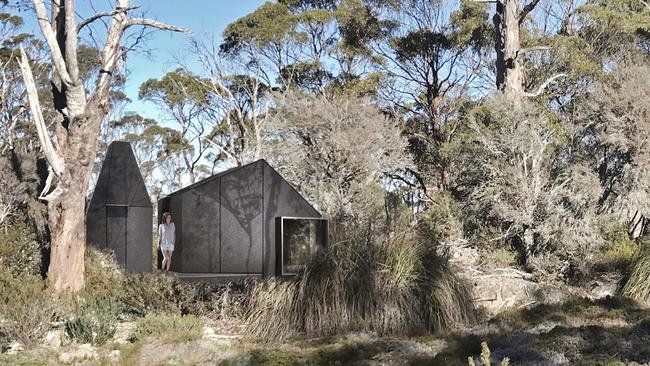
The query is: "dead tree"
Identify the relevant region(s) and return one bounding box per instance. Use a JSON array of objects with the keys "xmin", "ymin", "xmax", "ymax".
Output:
[
  {"xmin": 478, "ymin": 0, "xmax": 565, "ymax": 99},
  {"xmin": 18, "ymin": 0, "xmax": 189, "ymax": 294}
]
